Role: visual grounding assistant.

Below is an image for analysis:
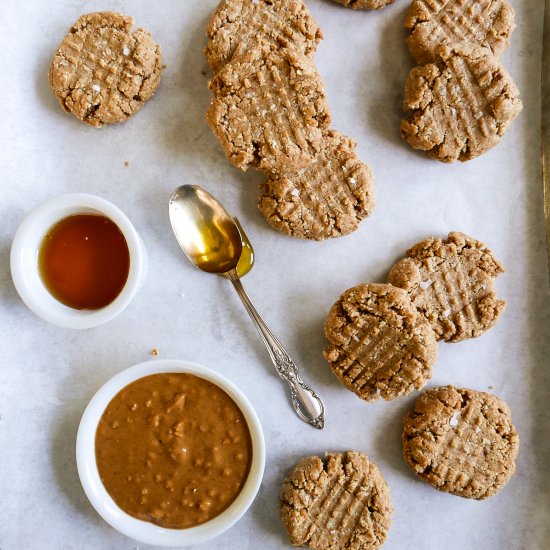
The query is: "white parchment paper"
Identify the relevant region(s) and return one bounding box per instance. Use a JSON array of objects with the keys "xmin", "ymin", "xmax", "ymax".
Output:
[{"xmin": 1, "ymin": 1, "xmax": 549, "ymax": 549}]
